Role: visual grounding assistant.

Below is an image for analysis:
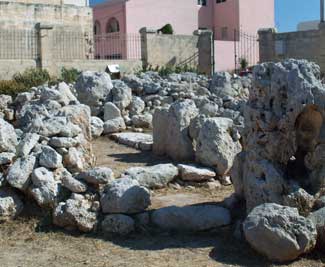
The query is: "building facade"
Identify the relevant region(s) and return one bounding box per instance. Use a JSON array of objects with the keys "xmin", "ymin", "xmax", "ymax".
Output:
[{"xmin": 93, "ymin": 0, "xmax": 274, "ymax": 71}]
